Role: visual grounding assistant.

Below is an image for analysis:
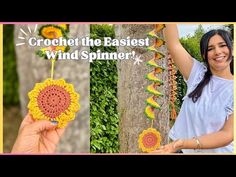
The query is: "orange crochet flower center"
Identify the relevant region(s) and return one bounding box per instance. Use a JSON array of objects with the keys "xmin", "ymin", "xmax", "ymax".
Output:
[
  {"xmin": 37, "ymin": 85, "xmax": 71, "ymax": 119},
  {"xmin": 142, "ymin": 132, "xmax": 158, "ymax": 148}
]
